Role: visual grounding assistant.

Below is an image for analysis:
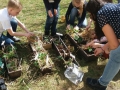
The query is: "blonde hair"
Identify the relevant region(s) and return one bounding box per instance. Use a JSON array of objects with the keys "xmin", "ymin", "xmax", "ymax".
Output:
[
  {"xmin": 80, "ymin": 28, "xmax": 95, "ymax": 39},
  {"xmin": 72, "ymin": 0, "xmax": 85, "ymax": 16},
  {"xmin": 7, "ymin": 0, "xmax": 22, "ymax": 9}
]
